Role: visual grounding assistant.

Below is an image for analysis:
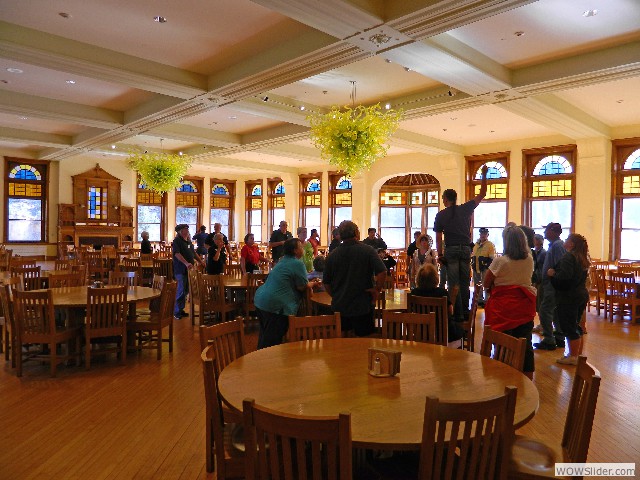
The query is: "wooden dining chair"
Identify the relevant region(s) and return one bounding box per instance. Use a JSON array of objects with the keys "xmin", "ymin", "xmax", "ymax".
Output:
[
  {"xmin": 108, "ymin": 270, "xmax": 140, "ymax": 287},
  {"xmin": 10, "ymin": 258, "xmax": 36, "ymax": 269},
  {"xmin": 287, "ymin": 313, "xmax": 342, "ymax": 342},
  {"xmin": 381, "ymin": 311, "xmax": 437, "ymax": 344},
  {"xmin": 419, "ymin": 386, "xmax": 517, "ymax": 480},
  {"xmin": 128, "ymin": 281, "xmax": 177, "ymax": 360},
  {"xmin": 244, "ymin": 273, "xmax": 268, "ymax": 319},
  {"xmin": 54, "ymin": 259, "xmax": 73, "ymax": 271},
  {"xmin": 85, "ymin": 251, "xmax": 108, "ymax": 281},
  {"xmin": 201, "ymin": 345, "xmax": 245, "ymax": 477},
  {"xmin": 199, "ymin": 317, "xmax": 247, "ymax": 424},
  {"xmin": 136, "ymin": 274, "xmax": 165, "ymax": 317},
  {"xmin": 11, "ymin": 266, "xmax": 42, "ymax": 291},
  {"xmin": 407, "ymin": 294, "xmax": 448, "ymax": 346},
  {"xmin": 460, "ymin": 283, "xmax": 482, "ymax": 351},
  {"xmin": 393, "ymin": 256, "xmax": 410, "ymax": 288},
  {"xmin": 152, "ymin": 258, "xmax": 172, "ymax": 284},
  {"xmin": 188, "ymin": 268, "xmax": 201, "ymax": 325},
  {"xmin": 14, "ymin": 289, "xmax": 82, "ymax": 377},
  {"xmin": 243, "ymin": 398, "xmax": 353, "ymax": 480},
  {"xmin": 85, "ymin": 285, "xmax": 128, "ymax": 369},
  {"xmin": 480, "ymin": 326, "xmax": 526, "ymax": 372},
  {"xmin": 48, "ymin": 272, "xmax": 85, "ymax": 288},
  {"xmin": 224, "ymin": 262, "xmax": 242, "ymax": 279},
  {"xmin": 198, "ymin": 274, "xmax": 241, "ymax": 324},
  {"xmin": 509, "ymin": 356, "xmax": 601, "ymax": 479},
  {"xmin": 0, "ymin": 278, "xmax": 22, "ymax": 365}
]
